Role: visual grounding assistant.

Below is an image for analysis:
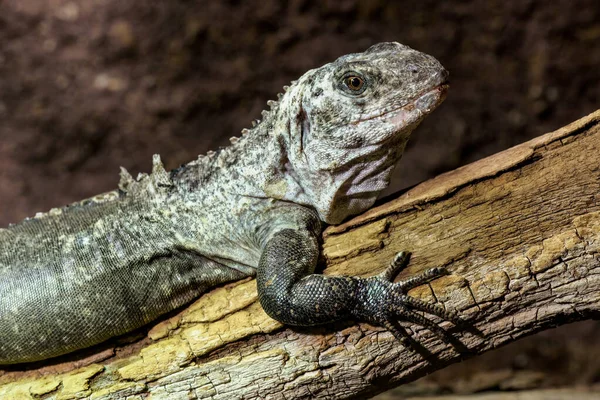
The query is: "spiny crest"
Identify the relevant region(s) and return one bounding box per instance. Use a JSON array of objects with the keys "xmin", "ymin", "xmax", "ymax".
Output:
[
  {"xmin": 118, "ymin": 154, "xmax": 173, "ymax": 198},
  {"xmin": 189, "ymin": 79, "xmax": 297, "ymax": 172},
  {"xmin": 20, "ymin": 188, "xmax": 122, "ymax": 224},
  {"xmin": 69, "ymin": 190, "xmax": 120, "ymax": 209},
  {"xmin": 237, "ymin": 80, "xmax": 296, "ymax": 137},
  {"xmin": 192, "ymin": 149, "xmax": 218, "ymax": 170},
  {"xmin": 187, "ymin": 147, "xmax": 221, "ymax": 177},
  {"xmin": 27, "ymin": 207, "xmax": 67, "ymax": 222}
]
